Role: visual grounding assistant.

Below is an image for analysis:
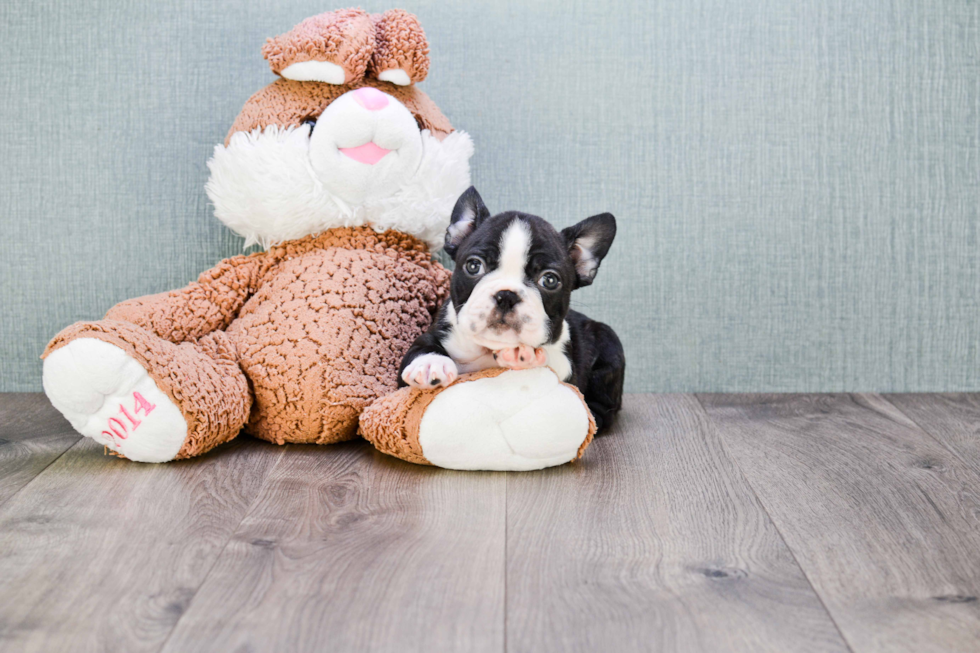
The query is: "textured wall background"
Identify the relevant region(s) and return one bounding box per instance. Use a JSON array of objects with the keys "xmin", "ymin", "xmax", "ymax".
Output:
[{"xmin": 1, "ymin": 0, "xmax": 978, "ymax": 392}]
